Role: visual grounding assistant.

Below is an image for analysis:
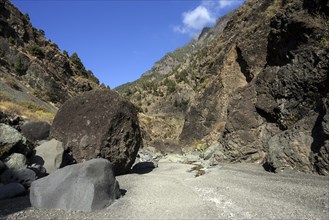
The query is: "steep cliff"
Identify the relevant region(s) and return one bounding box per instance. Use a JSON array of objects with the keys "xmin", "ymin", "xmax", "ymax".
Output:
[{"xmin": 116, "ymin": 0, "xmax": 329, "ymax": 175}]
